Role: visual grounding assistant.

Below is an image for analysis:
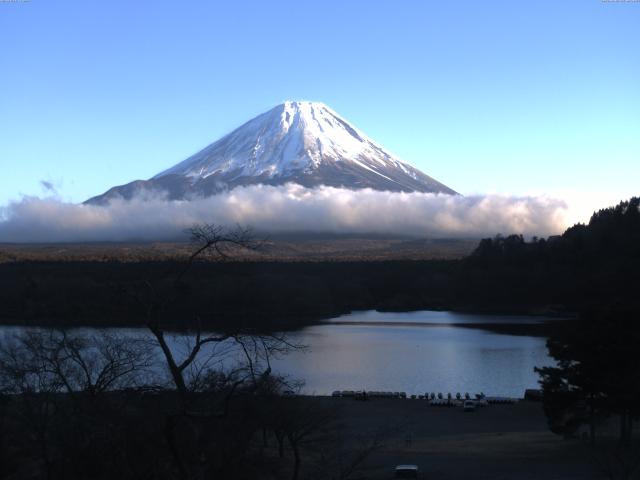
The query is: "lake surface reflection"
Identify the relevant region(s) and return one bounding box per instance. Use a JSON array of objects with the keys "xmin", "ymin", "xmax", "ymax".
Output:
[{"xmin": 271, "ymin": 311, "xmax": 554, "ymax": 397}]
